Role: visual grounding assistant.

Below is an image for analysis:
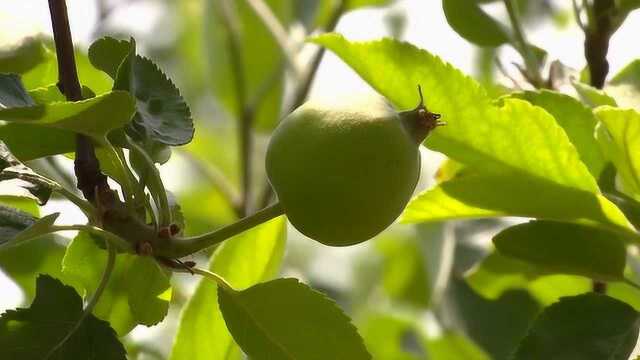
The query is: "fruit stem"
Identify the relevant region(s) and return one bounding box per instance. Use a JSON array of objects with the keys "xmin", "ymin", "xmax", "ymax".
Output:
[
  {"xmin": 154, "ymin": 202, "xmax": 285, "ymax": 258},
  {"xmin": 399, "ymin": 85, "xmax": 444, "ymax": 144}
]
